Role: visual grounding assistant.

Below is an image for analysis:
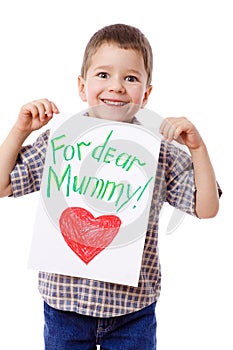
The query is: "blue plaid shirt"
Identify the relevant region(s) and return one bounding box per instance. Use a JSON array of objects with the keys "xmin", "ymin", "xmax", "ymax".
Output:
[{"xmin": 11, "ymin": 127, "xmax": 198, "ymax": 317}]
